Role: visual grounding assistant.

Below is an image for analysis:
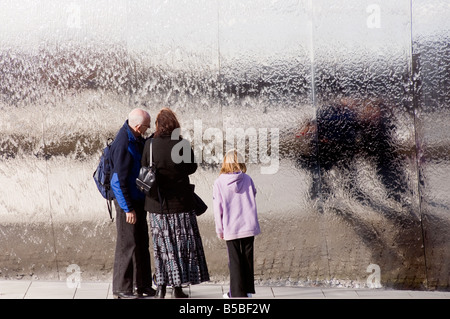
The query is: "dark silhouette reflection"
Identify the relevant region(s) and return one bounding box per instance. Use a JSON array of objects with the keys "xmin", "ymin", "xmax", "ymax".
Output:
[
  {"xmin": 355, "ymin": 99, "xmax": 410, "ymax": 204},
  {"xmin": 297, "ymin": 98, "xmax": 410, "ymax": 207},
  {"xmin": 316, "ymin": 100, "xmax": 358, "ymax": 200},
  {"xmin": 296, "ymin": 98, "xmax": 426, "ymax": 288}
]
